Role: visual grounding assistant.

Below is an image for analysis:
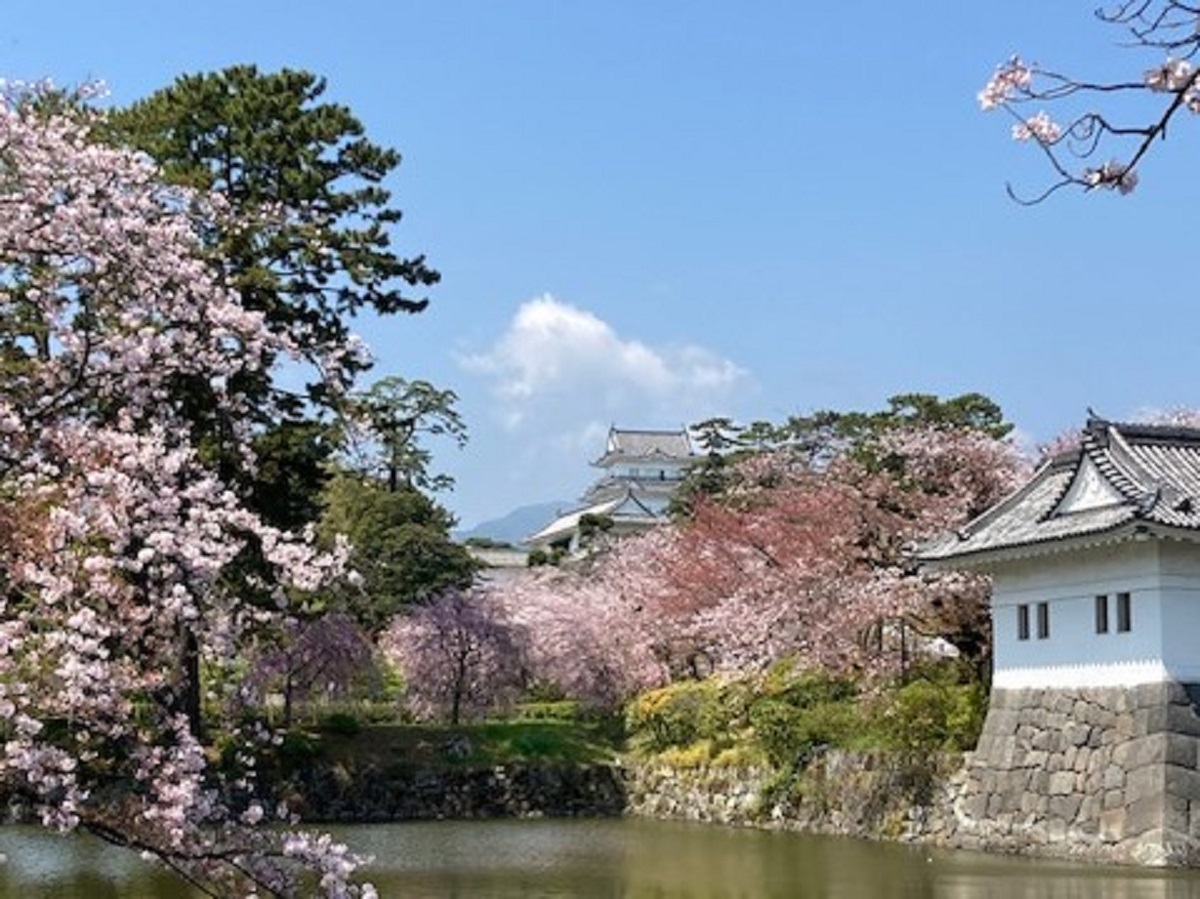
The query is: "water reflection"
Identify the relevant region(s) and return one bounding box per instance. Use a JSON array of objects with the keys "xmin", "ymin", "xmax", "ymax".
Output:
[{"xmin": 4, "ymin": 819, "xmax": 1200, "ymax": 898}]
